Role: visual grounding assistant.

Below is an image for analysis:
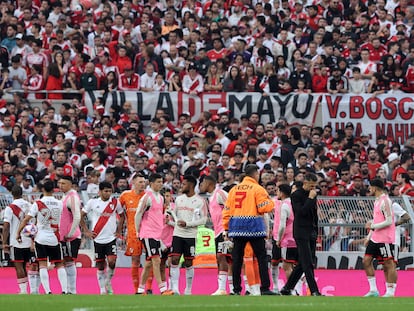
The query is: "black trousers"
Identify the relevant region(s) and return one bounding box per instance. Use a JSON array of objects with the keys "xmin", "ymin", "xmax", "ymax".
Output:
[
  {"xmin": 283, "ymin": 237, "xmax": 319, "ymax": 294},
  {"xmin": 231, "ymin": 237, "xmax": 270, "ymax": 293}
]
